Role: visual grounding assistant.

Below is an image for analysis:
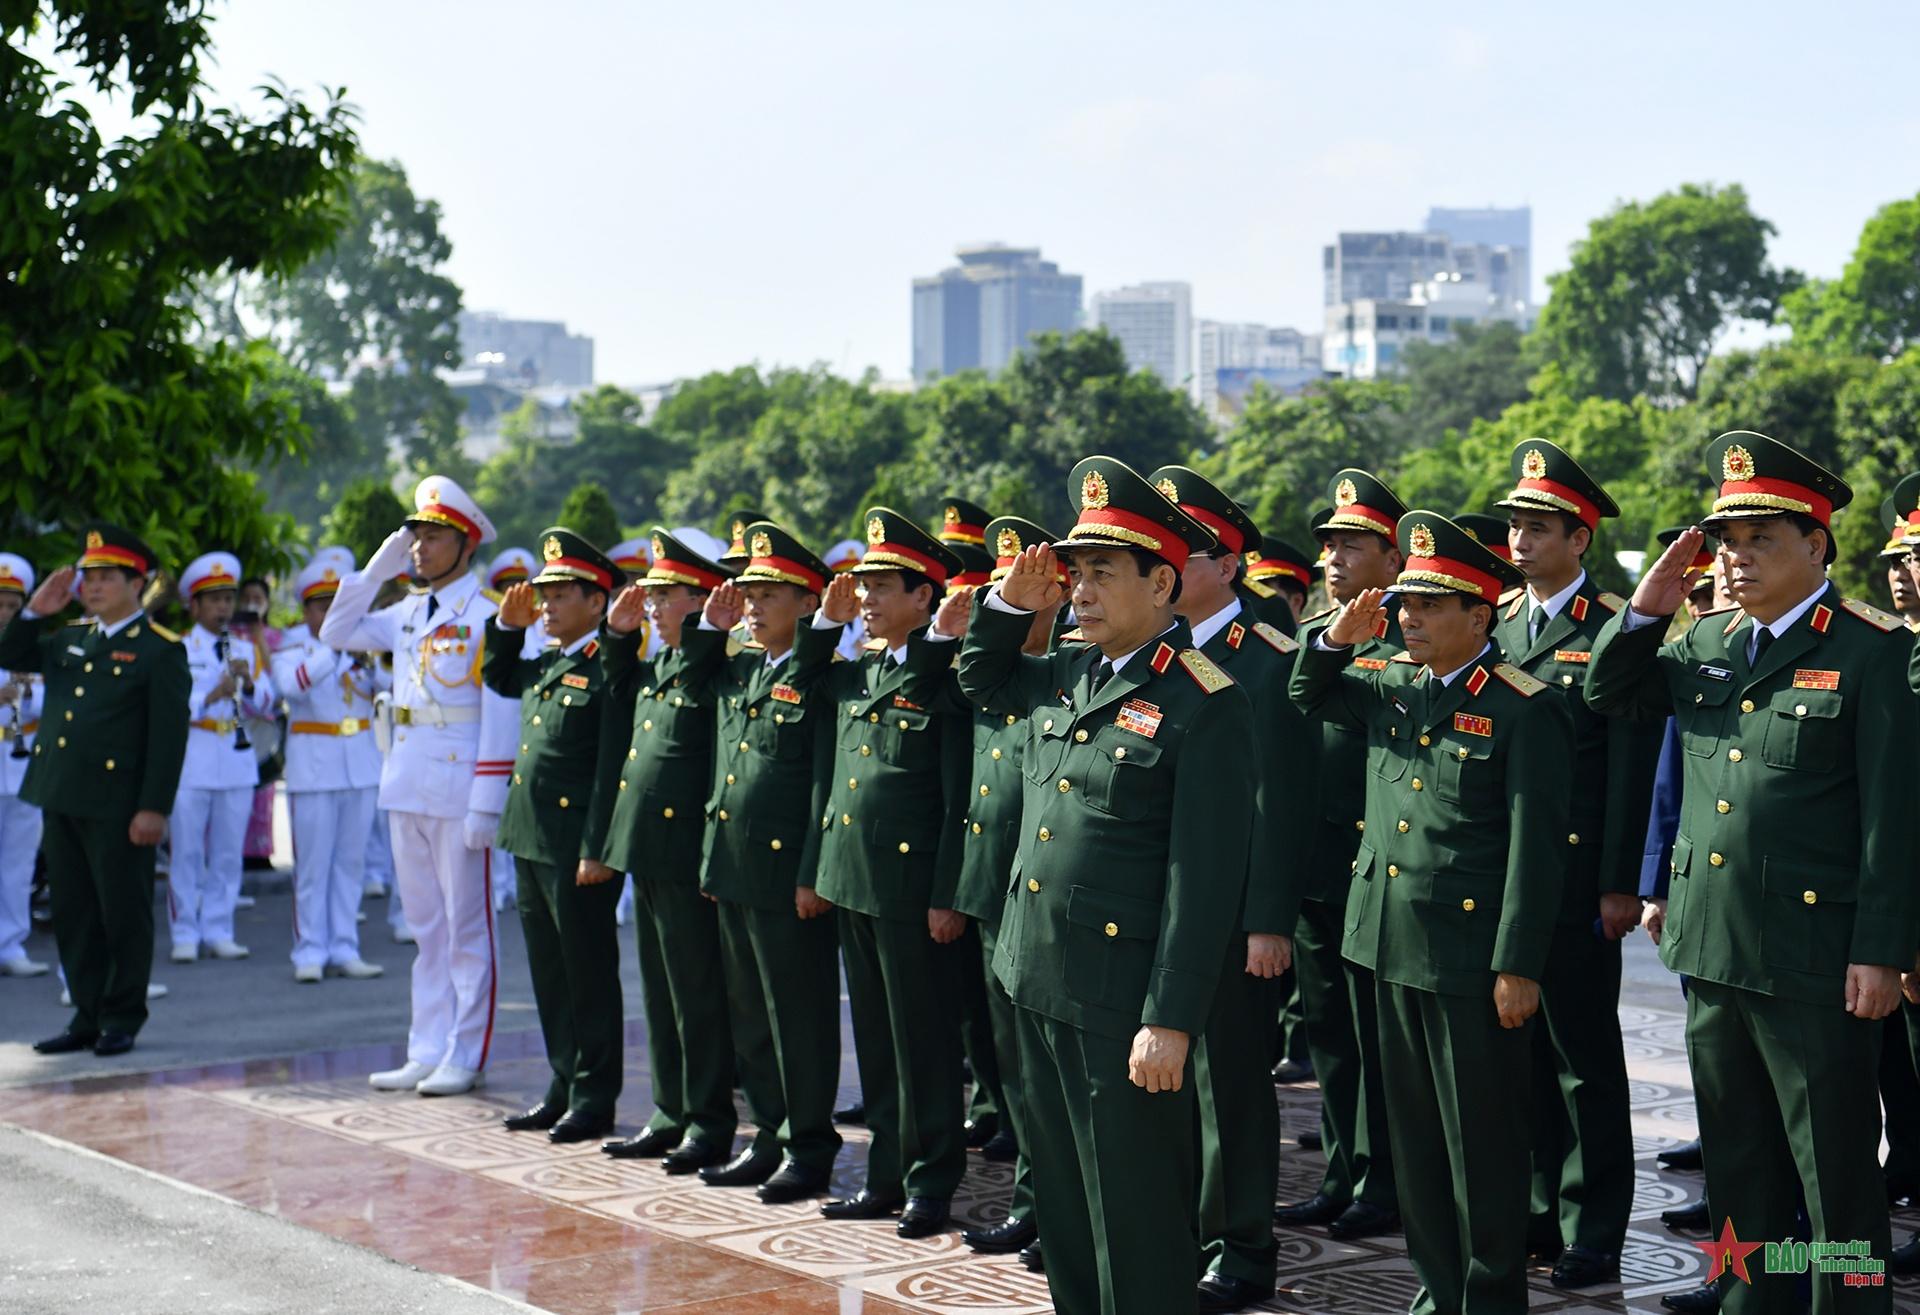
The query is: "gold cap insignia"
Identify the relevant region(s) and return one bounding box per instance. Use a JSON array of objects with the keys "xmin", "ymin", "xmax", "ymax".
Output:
[
  {"xmin": 542, "ymin": 536, "xmax": 563, "ymax": 562},
  {"xmin": 86, "ymin": 530, "xmax": 104, "ymax": 549},
  {"xmin": 1461, "ymin": 524, "xmax": 1483, "ymax": 544},
  {"xmin": 866, "ymin": 515, "xmax": 887, "ymax": 546},
  {"xmin": 943, "ymin": 505, "xmax": 961, "ymax": 526},
  {"xmin": 996, "ymin": 526, "xmax": 1022, "ymax": 557},
  {"xmin": 750, "ymin": 531, "xmax": 773, "ymax": 559},
  {"xmin": 425, "ymin": 484, "xmax": 442, "ymax": 503},
  {"xmin": 1521, "ymin": 448, "xmax": 1547, "ymax": 480},
  {"xmin": 1409, "ymin": 524, "xmax": 1438, "ymax": 558},
  {"xmin": 730, "ymin": 518, "xmax": 748, "ymax": 547},
  {"xmin": 1722, "ymin": 444, "xmax": 1754, "ymax": 482},
  {"xmin": 1155, "ymin": 477, "xmax": 1180, "ymax": 503},
  {"xmin": 1335, "ymin": 477, "xmax": 1359, "ymax": 508},
  {"xmin": 322, "ymin": 568, "xmax": 338, "ymax": 582},
  {"xmin": 650, "ymin": 535, "xmax": 666, "ymax": 560},
  {"xmin": 1243, "ymin": 550, "xmax": 1260, "ymax": 567},
  {"xmin": 1081, "ymin": 469, "xmax": 1110, "ymax": 511}
]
